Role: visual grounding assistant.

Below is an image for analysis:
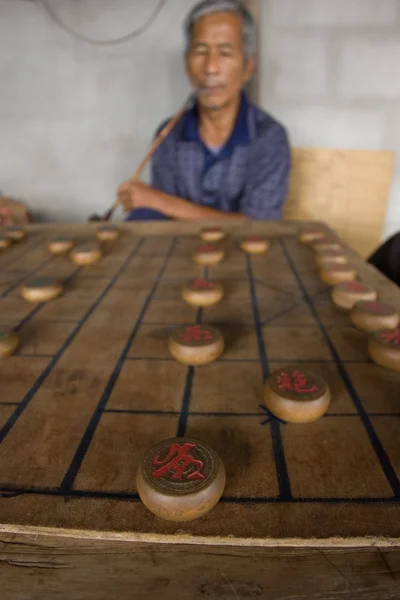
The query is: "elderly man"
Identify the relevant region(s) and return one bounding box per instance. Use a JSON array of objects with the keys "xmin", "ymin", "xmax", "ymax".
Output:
[{"xmin": 119, "ymin": 0, "xmax": 290, "ymax": 221}]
